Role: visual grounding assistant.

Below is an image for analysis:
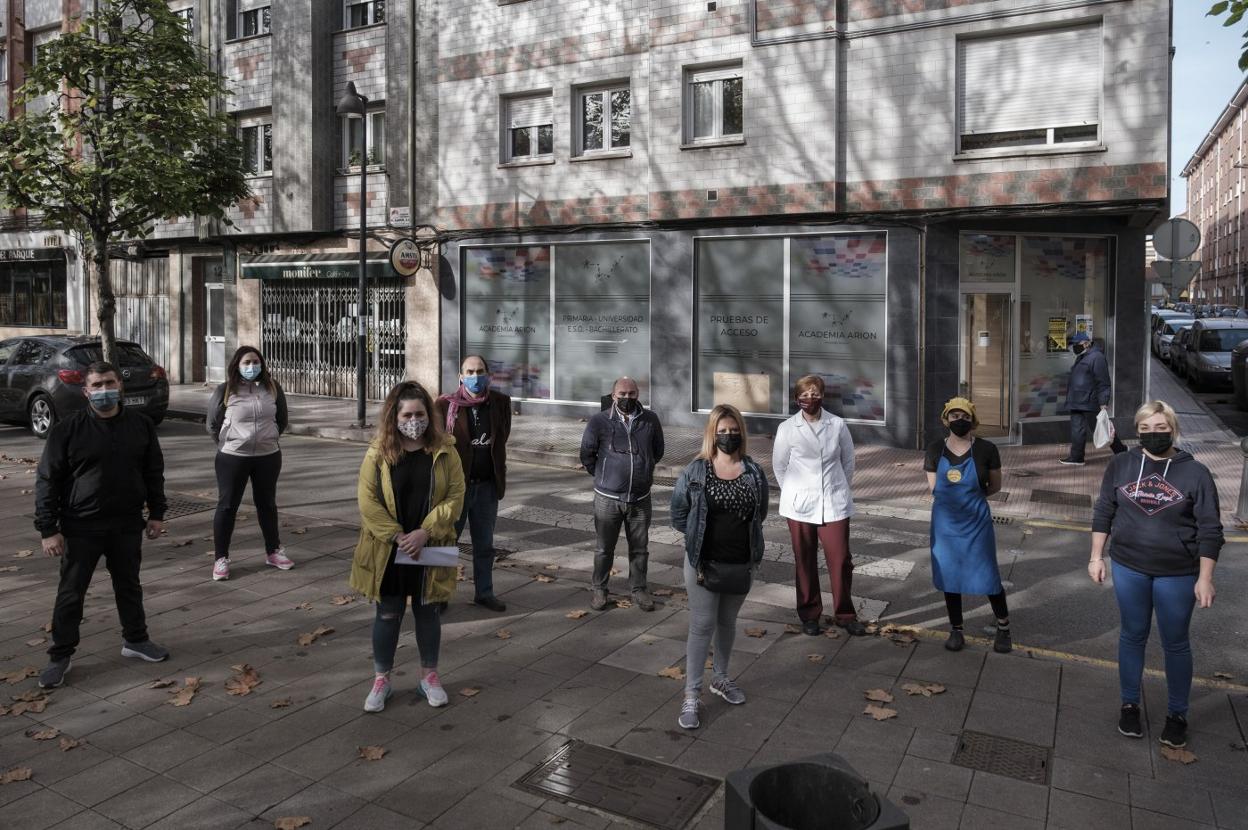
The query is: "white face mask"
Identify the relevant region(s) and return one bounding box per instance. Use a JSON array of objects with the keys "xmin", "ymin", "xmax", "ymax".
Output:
[{"xmin": 398, "ymin": 418, "xmax": 428, "ymax": 440}]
